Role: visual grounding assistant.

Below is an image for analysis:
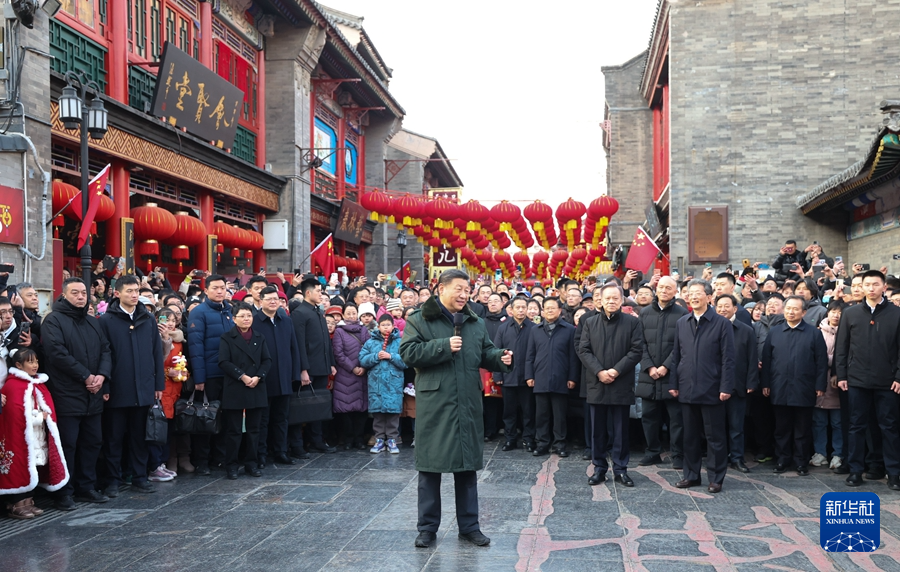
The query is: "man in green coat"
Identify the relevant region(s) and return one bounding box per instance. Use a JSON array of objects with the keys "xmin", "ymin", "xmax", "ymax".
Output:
[{"xmin": 400, "ymin": 269, "xmax": 513, "ymax": 548}]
